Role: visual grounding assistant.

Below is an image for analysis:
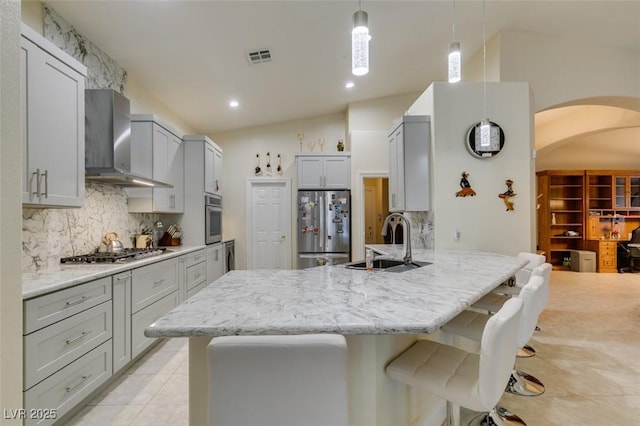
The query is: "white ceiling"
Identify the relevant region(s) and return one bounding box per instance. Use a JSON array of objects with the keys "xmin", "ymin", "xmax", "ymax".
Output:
[{"xmin": 42, "ymin": 1, "xmax": 640, "ymax": 135}]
